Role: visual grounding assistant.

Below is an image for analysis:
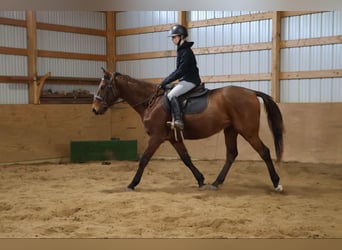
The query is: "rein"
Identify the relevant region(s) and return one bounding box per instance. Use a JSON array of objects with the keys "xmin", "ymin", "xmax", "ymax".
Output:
[
  {"xmin": 148, "ymin": 88, "xmax": 163, "ymax": 108},
  {"xmin": 131, "ymin": 88, "xmax": 163, "ymax": 108},
  {"xmin": 95, "ymin": 72, "xmax": 163, "ymax": 109}
]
